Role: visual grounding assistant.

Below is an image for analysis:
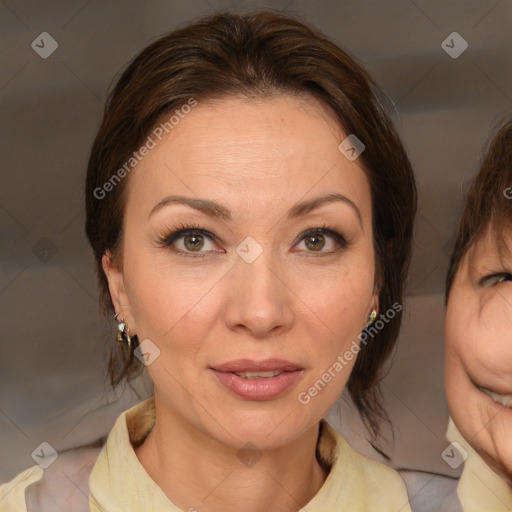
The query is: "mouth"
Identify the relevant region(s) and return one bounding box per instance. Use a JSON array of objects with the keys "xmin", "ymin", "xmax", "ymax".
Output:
[
  {"xmin": 209, "ymin": 358, "xmax": 304, "ymax": 400},
  {"xmin": 230, "ymin": 370, "xmax": 288, "ymax": 380},
  {"xmin": 210, "ymin": 358, "xmax": 303, "ymax": 375},
  {"xmin": 477, "ymin": 386, "xmax": 512, "ymax": 408}
]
